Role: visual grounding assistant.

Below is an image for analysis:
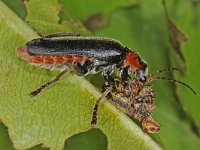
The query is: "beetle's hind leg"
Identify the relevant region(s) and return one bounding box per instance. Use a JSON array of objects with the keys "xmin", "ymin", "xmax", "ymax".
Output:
[
  {"xmin": 44, "ymin": 33, "xmax": 81, "ymax": 38},
  {"xmin": 30, "ymin": 70, "xmax": 68, "ymax": 97}
]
